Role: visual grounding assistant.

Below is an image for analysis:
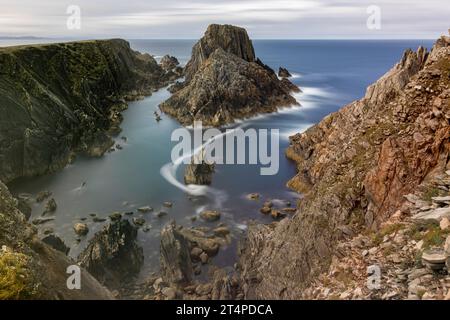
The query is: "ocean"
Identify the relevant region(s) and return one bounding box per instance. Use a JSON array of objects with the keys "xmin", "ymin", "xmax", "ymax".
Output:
[{"xmin": 5, "ymin": 39, "xmax": 434, "ymax": 278}]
